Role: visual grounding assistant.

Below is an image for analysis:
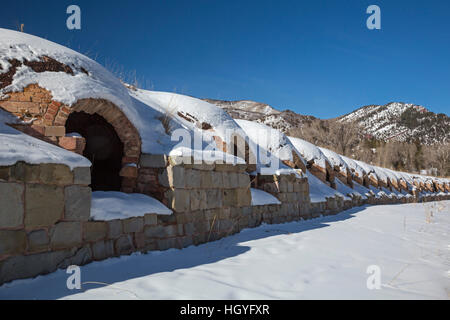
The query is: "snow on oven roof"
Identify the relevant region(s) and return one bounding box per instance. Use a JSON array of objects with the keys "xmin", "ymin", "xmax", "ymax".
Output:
[
  {"xmin": 234, "ymin": 120, "xmax": 306, "ymax": 174},
  {"xmin": 305, "ymin": 170, "xmax": 347, "ymax": 203},
  {"xmin": 340, "ymin": 155, "xmax": 366, "ymax": 178},
  {"xmin": 287, "ymin": 136, "xmax": 328, "ymax": 169},
  {"xmin": 318, "ymin": 147, "xmax": 348, "ymax": 171},
  {"xmin": 131, "ymin": 89, "xmax": 243, "ymax": 144},
  {"xmin": 354, "ymin": 160, "xmax": 378, "ymax": 181},
  {"xmin": 0, "ymin": 28, "xmax": 247, "ymax": 160},
  {"xmin": 0, "ymin": 28, "xmax": 132, "ymax": 114},
  {"xmin": 372, "ymin": 166, "xmax": 390, "ymax": 184},
  {"xmin": 0, "ymin": 108, "xmax": 90, "ymax": 169}
]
